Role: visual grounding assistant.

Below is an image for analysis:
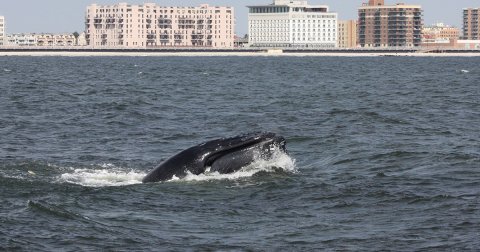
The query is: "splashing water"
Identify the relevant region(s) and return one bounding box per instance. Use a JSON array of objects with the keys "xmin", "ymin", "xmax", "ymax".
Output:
[
  {"xmin": 59, "ymin": 165, "xmax": 146, "ymax": 187},
  {"xmin": 176, "ymin": 147, "xmax": 296, "ymax": 182},
  {"xmin": 60, "ymin": 149, "xmax": 296, "ymax": 187}
]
